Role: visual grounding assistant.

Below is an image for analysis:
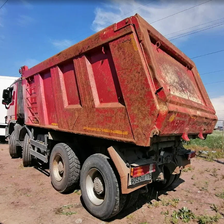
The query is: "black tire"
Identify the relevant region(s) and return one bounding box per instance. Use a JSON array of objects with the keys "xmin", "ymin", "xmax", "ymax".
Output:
[
  {"xmin": 80, "ymin": 154, "xmax": 126, "ymax": 220},
  {"xmin": 171, "ymin": 171, "xmax": 181, "ymax": 186},
  {"xmin": 23, "ymin": 134, "xmax": 33, "ymax": 167},
  {"xmin": 153, "ymin": 166, "xmax": 175, "ymax": 190},
  {"xmin": 50, "ymin": 143, "xmax": 80, "ymax": 193},
  {"xmin": 9, "ymin": 131, "xmax": 20, "ymax": 158},
  {"xmin": 123, "ymin": 190, "xmax": 140, "ymax": 210}
]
